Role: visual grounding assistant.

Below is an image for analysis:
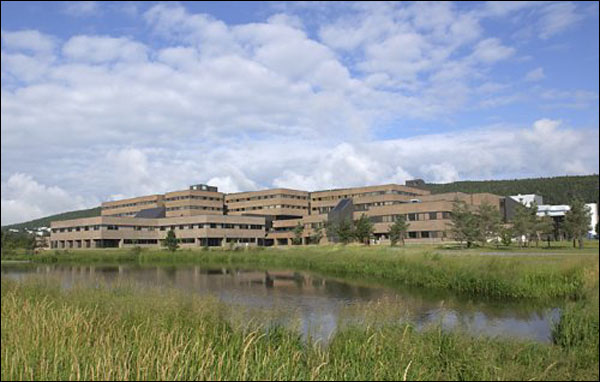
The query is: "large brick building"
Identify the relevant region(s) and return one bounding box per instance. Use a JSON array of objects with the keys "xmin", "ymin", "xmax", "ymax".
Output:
[{"xmin": 50, "ymin": 182, "xmax": 507, "ymax": 249}]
